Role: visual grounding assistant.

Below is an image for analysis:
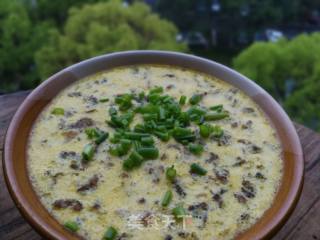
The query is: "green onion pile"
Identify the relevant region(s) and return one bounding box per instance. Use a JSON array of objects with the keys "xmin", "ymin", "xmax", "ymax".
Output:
[{"xmin": 81, "ymin": 86, "xmax": 229, "ymax": 171}]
